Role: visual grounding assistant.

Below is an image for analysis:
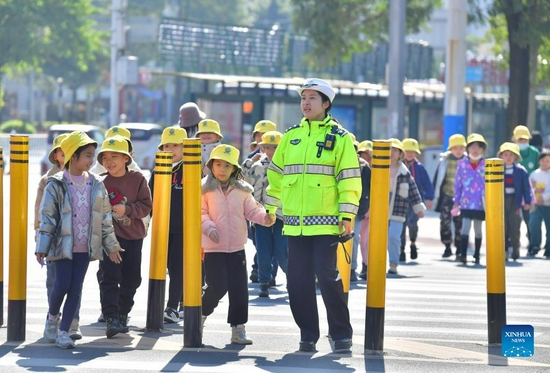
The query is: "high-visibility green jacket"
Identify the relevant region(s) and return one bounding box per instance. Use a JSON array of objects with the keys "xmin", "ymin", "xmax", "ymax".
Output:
[{"xmin": 265, "ymin": 115, "xmax": 361, "ymax": 236}]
